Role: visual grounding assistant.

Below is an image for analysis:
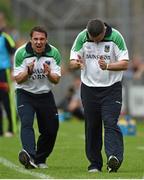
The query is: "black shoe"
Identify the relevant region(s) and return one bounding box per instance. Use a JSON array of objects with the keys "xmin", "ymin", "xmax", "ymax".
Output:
[
  {"xmin": 19, "ymin": 149, "xmax": 37, "ymax": 169},
  {"xmin": 107, "ymin": 155, "xmax": 120, "ymax": 173}
]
